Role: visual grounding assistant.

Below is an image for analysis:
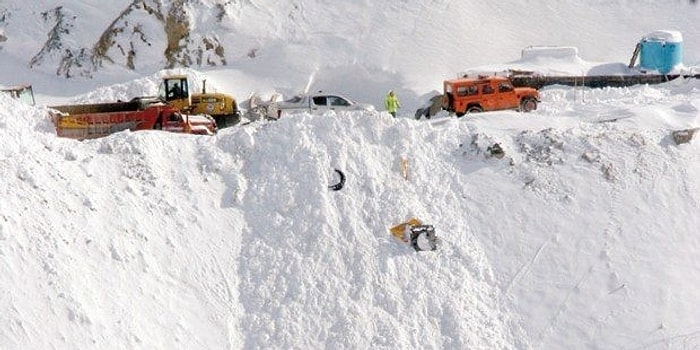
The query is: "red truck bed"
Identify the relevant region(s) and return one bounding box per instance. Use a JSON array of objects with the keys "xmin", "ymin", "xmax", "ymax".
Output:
[{"xmin": 50, "ymin": 101, "xmax": 216, "ymax": 140}]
